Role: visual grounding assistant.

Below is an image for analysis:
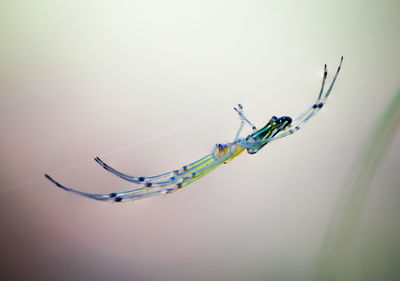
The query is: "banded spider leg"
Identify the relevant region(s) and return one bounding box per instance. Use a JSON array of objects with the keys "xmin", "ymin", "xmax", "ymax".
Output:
[
  {"xmin": 233, "ymin": 104, "xmax": 257, "ymax": 141},
  {"xmin": 243, "ymin": 56, "xmax": 343, "ymax": 147}
]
